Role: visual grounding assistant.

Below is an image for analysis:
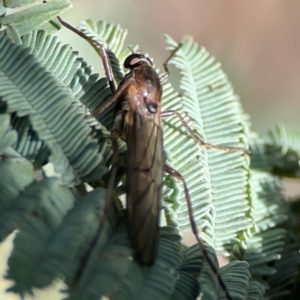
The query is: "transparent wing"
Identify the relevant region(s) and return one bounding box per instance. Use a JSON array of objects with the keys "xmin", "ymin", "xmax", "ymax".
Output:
[{"xmin": 125, "ymin": 89, "xmax": 163, "ymax": 266}]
